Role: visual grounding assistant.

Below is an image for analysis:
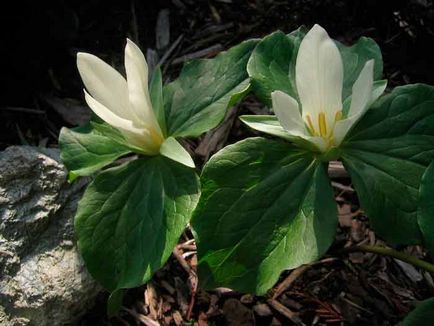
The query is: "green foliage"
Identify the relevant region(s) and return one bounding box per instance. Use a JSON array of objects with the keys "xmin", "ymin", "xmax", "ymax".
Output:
[
  {"xmin": 75, "ymin": 156, "xmax": 200, "ymax": 291},
  {"xmin": 247, "ymin": 31, "xmax": 297, "ymax": 106},
  {"xmin": 163, "ymin": 39, "xmax": 258, "ymax": 138},
  {"xmin": 336, "ymin": 36, "xmax": 383, "ymax": 99},
  {"xmin": 418, "ymin": 161, "xmax": 434, "ymax": 255},
  {"xmin": 341, "ymin": 84, "xmax": 434, "ymax": 244},
  {"xmin": 59, "ymin": 40, "xmax": 263, "ymax": 305},
  {"xmin": 59, "ymin": 121, "xmax": 131, "ymax": 179},
  {"xmin": 401, "ymin": 298, "xmax": 434, "ymax": 326},
  {"xmin": 191, "ymin": 138, "xmax": 337, "ymax": 294}
]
